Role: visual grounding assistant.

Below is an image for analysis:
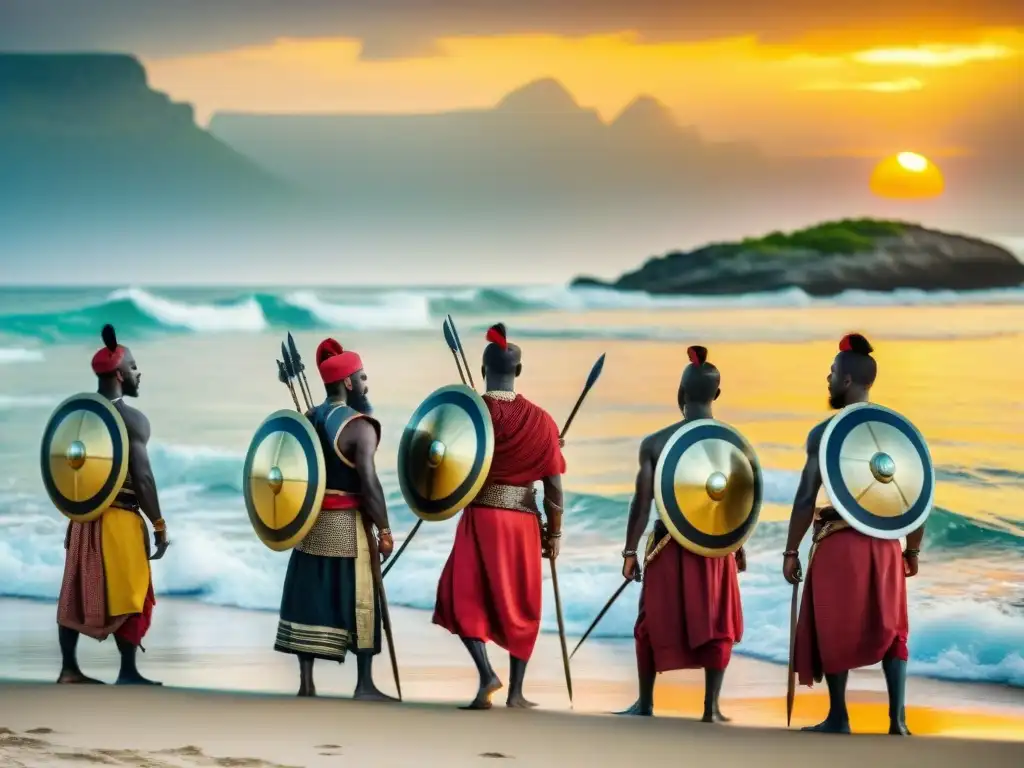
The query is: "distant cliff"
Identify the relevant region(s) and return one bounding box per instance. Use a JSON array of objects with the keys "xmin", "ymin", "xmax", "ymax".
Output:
[
  {"xmin": 571, "ymin": 220, "xmax": 1024, "ymax": 295},
  {"xmin": 0, "ymin": 53, "xmax": 292, "ymax": 230}
]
